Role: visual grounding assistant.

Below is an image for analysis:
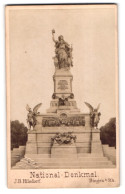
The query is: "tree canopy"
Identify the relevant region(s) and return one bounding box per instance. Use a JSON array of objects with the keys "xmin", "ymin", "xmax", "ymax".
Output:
[
  {"xmin": 11, "ymin": 120, "xmax": 28, "ymax": 149},
  {"xmin": 100, "ymin": 117, "xmax": 116, "ymax": 147}
]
